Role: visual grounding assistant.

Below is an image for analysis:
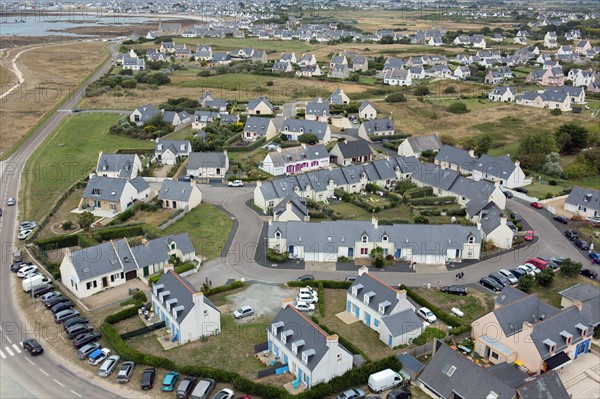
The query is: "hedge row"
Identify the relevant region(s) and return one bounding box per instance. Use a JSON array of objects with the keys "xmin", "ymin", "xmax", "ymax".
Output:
[
  {"xmin": 408, "ymin": 196, "xmax": 456, "ymax": 206},
  {"xmin": 105, "ymin": 305, "xmax": 140, "ymax": 325},
  {"xmin": 287, "ymin": 280, "xmax": 352, "ymax": 289},
  {"xmin": 116, "ymin": 148, "xmax": 154, "ymax": 155},
  {"xmin": 225, "ymin": 137, "xmax": 266, "ymax": 152},
  {"xmin": 310, "ymin": 315, "xmax": 369, "ymax": 360},
  {"xmin": 175, "ymin": 263, "xmax": 195, "ymax": 274},
  {"xmin": 267, "ymin": 249, "xmax": 289, "ymax": 263},
  {"xmin": 368, "ymin": 133, "xmax": 411, "ymax": 142},
  {"xmin": 399, "ymin": 284, "xmax": 462, "ymax": 327},
  {"xmin": 35, "ymin": 234, "xmax": 80, "ymax": 251},
  {"xmin": 203, "ymin": 280, "xmax": 245, "ymax": 296},
  {"xmin": 404, "ymin": 186, "xmax": 433, "ymax": 199},
  {"xmin": 92, "ymin": 224, "xmax": 145, "ymax": 241},
  {"xmin": 317, "ymin": 282, "xmax": 325, "ymax": 314},
  {"xmin": 78, "ymin": 234, "xmax": 100, "ymax": 248},
  {"xmin": 30, "ymin": 246, "xmax": 61, "ymax": 279}
]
